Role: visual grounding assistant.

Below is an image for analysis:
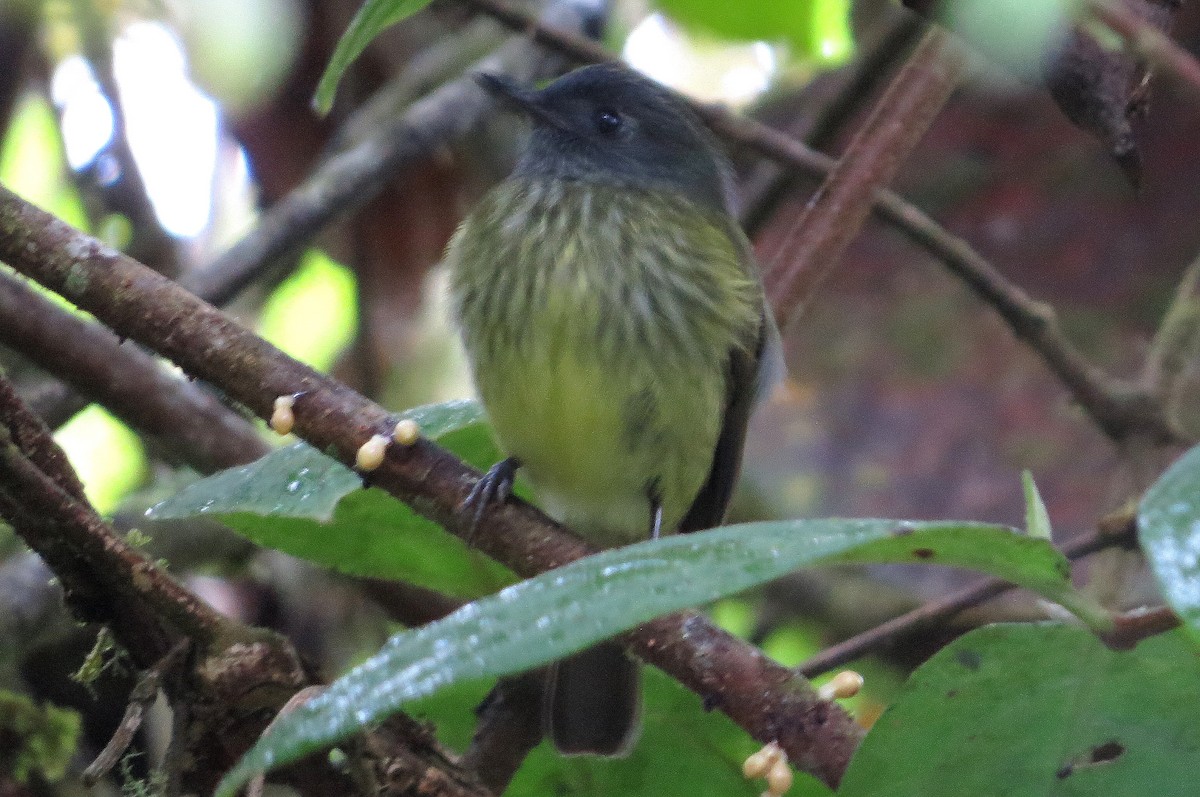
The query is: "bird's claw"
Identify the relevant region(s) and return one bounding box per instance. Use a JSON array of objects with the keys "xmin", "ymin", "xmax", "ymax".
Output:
[{"xmin": 463, "ymin": 457, "xmax": 520, "ymax": 541}]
